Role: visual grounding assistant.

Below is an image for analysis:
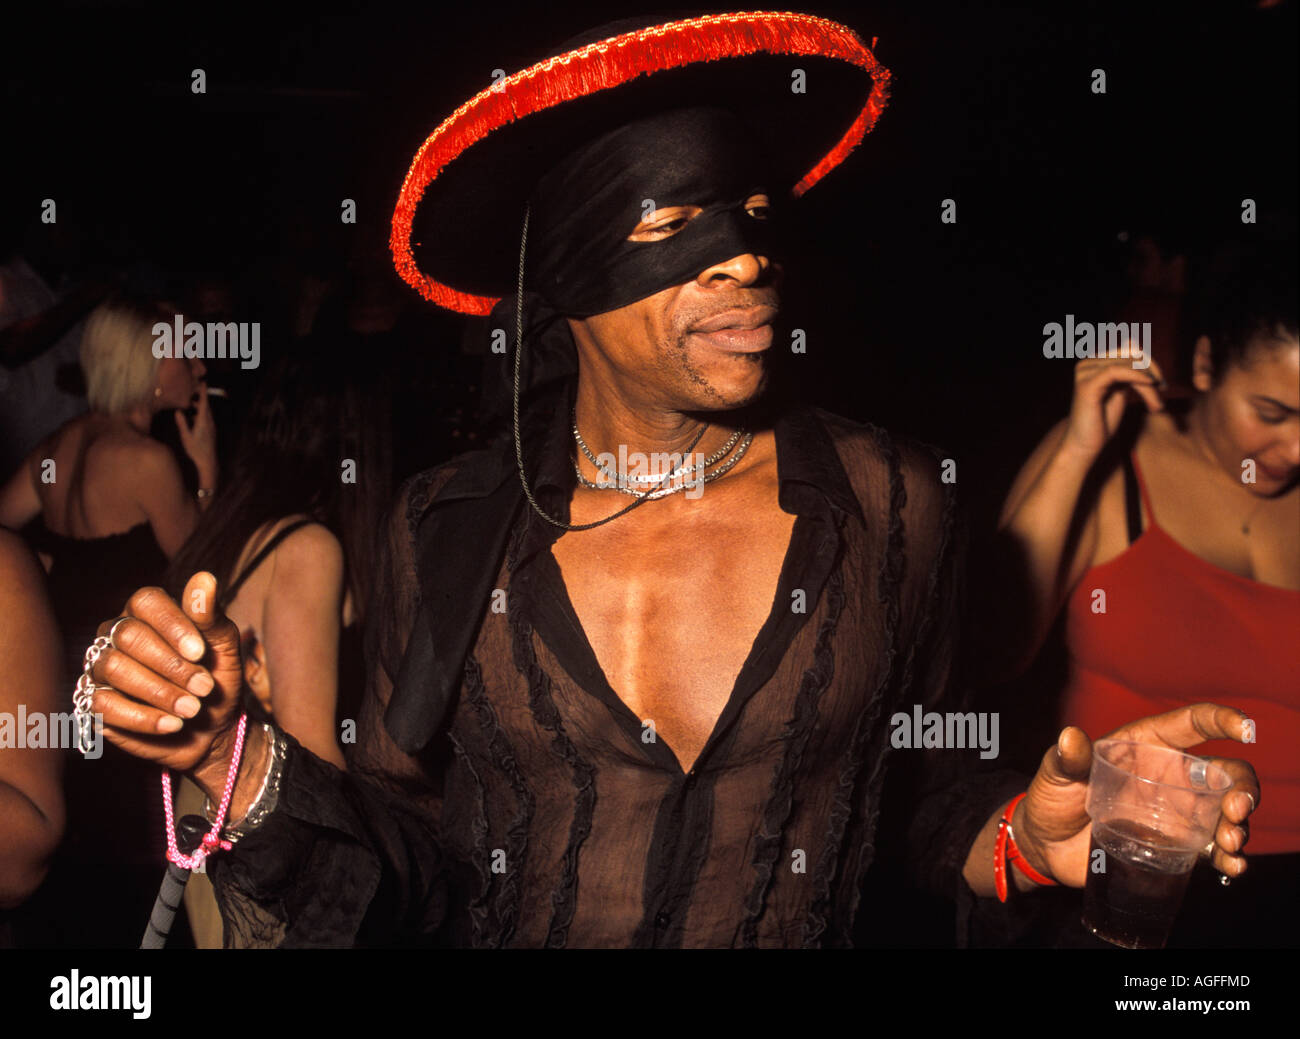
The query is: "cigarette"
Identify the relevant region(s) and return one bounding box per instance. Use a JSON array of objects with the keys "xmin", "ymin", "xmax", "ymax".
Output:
[{"xmin": 205, "ymin": 387, "xmax": 228, "ymax": 398}]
